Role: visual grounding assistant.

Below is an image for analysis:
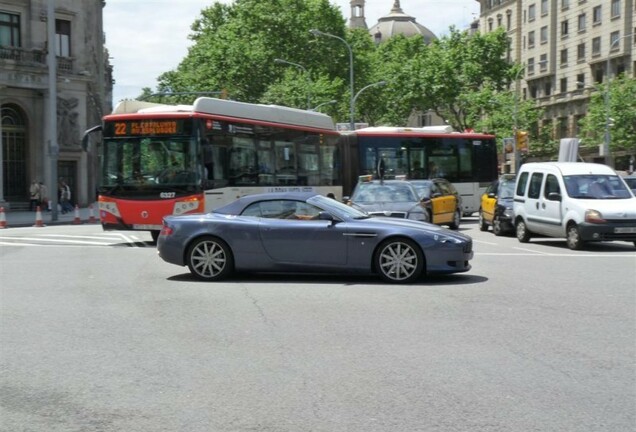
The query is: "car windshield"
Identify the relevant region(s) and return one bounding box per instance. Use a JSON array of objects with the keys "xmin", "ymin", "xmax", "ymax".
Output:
[
  {"xmin": 499, "ymin": 181, "xmax": 515, "ymax": 199},
  {"xmin": 624, "ymin": 177, "xmax": 636, "ymax": 189},
  {"xmin": 564, "ymin": 175, "xmax": 632, "ymax": 199},
  {"xmin": 410, "ymin": 181, "xmax": 433, "ymax": 198},
  {"xmin": 352, "ymin": 183, "xmax": 418, "ymax": 203}
]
